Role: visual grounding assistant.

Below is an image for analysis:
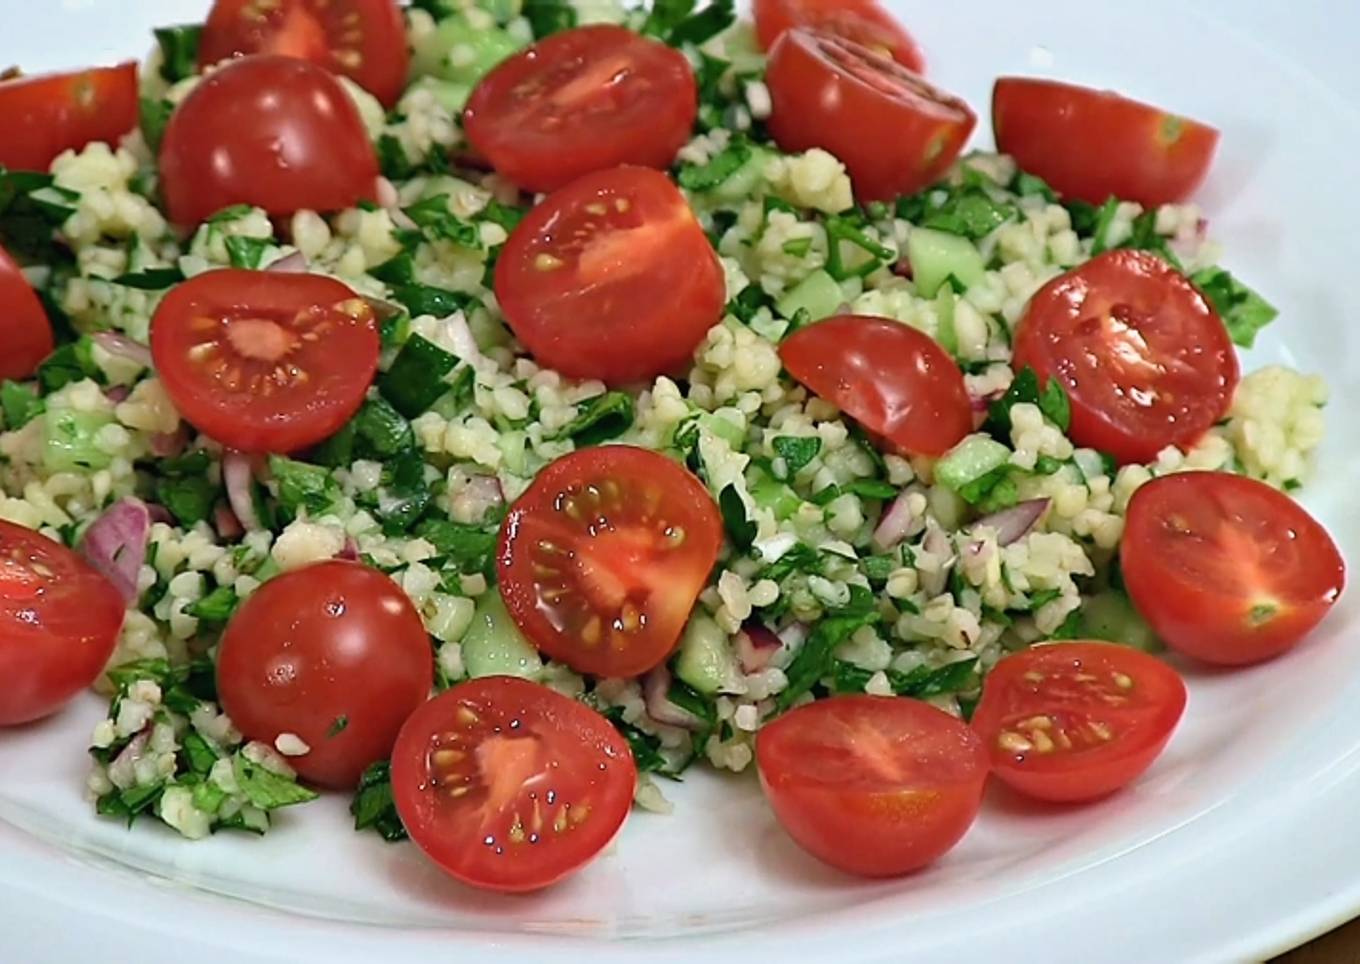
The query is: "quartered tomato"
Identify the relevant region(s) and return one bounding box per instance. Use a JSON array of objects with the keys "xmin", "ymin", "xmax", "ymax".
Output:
[
  {"xmin": 766, "ymin": 28, "xmax": 974, "ymax": 202},
  {"xmin": 1012, "ymin": 250, "xmax": 1238, "ymax": 465},
  {"xmin": 971, "ymin": 642, "xmax": 1187, "ymax": 802},
  {"xmin": 495, "ymin": 165, "xmax": 724, "ymax": 385},
  {"xmin": 464, "ymin": 24, "xmax": 697, "ymax": 193},
  {"xmin": 0, "ymin": 243, "xmax": 54, "ymax": 380},
  {"xmin": 993, "ymin": 77, "xmax": 1220, "ymax": 207},
  {"xmin": 779, "ymin": 315, "xmax": 972, "ymax": 457},
  {"xmin": 391, "ymin": 676, "xmax": 636, "ymax": 892},
  {"xmin": 1122, "ymin": 473, "xmax": 1345, "ymax": 666},
  {"xmin": 199, "ymin": 0, "xmax": 409, "ymax": 107},
  {"xmin": 0, "ymin": 521, "xmax": 125, "ymax": 726},
  {"xmin": 149, "ymin": 269, "xmax": 379, "ymax": 453},
  {"xmin": 0, "ymin": 62, "xmax": 138, "ymax": 172},
  {"xmin": 497, "ymin": 446, "xmax": 723, "ymax": 679},
  {"xmin": 754, "ymin": 0, "xmax": 926, "ymax": 73},
  {"xmin": 756, "ymin": 696, "xmax": 988, "ymax": 877},
  {"xmin": 159, "ymin": 55, "xmax": 378, "ymax": 227}
]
